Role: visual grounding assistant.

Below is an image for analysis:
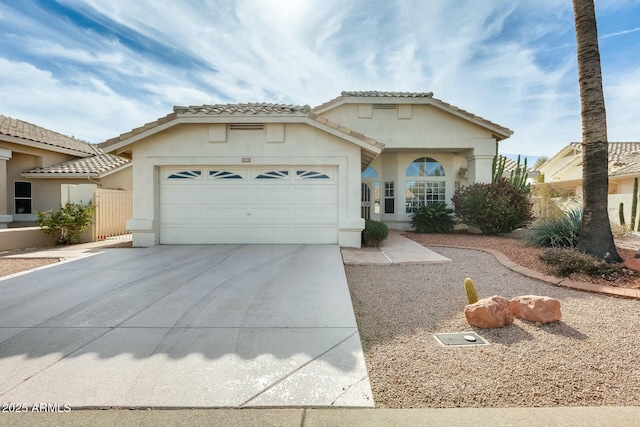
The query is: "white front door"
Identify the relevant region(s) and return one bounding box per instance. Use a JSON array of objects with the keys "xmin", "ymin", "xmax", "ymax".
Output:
[{"xmin": 159, "ymin": 167, "xmax": 338, "ymax": 244}]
